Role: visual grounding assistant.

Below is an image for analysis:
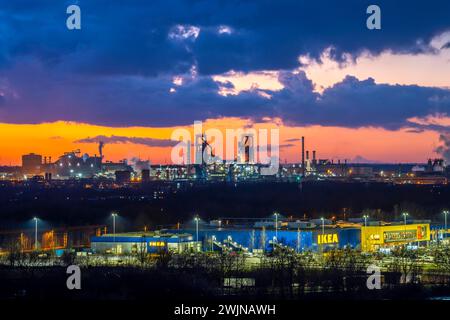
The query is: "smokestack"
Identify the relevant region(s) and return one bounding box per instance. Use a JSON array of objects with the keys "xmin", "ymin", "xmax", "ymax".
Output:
[
  {"xmin": 98, "ymin": 141, "xmax": 104, "ymax": 159},
  {"xmin": 301, "ymin": 136, "xmax": 305, "ymax": 176},
  {"xmin": 306, "ymin": 151, "xmax": 309, "ymax": 160},
  {"xmin": 313, "ymin": 150, "xmax": 316, "ymax": 162}
]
